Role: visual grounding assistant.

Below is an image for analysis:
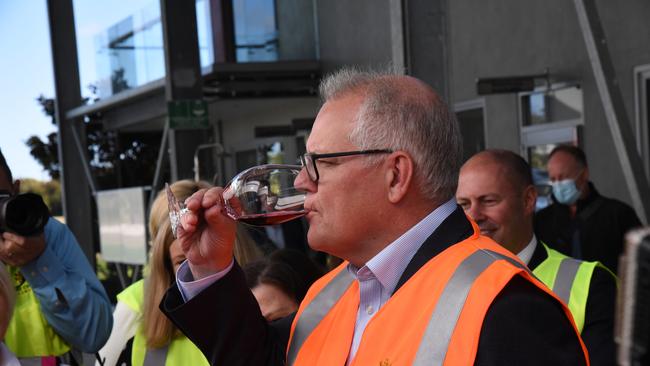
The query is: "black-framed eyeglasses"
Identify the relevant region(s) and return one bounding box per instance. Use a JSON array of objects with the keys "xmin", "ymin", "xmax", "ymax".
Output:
[{"xmin": 299, "ymin": 149, "xmax": 392, "ymax": 183}]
